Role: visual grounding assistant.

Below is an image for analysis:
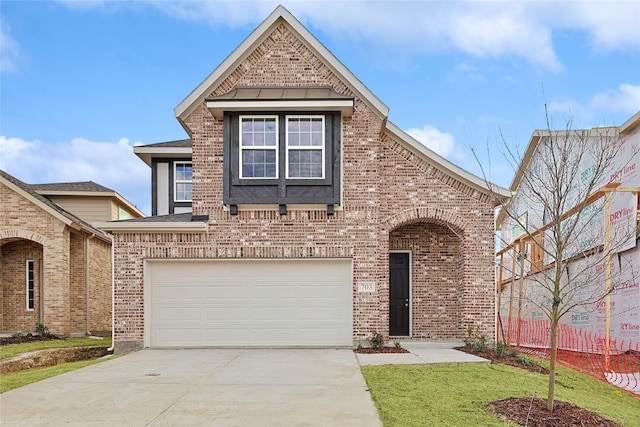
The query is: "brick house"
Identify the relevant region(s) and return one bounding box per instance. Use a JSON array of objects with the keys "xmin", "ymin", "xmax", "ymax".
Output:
[
  {"xmin": 99, "ymin": 6, "xmax": 509, "ymax": 353},
  {"xmin": 0, "ymin": 171, "xmax": 122, "ymax": 336}
]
